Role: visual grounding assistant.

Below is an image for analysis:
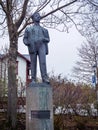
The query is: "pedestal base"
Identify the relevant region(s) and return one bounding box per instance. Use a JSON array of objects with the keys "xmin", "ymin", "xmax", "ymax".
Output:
[{"xmin": 26, "ymin": 83, "xmax": 54, "ymax": 130}]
